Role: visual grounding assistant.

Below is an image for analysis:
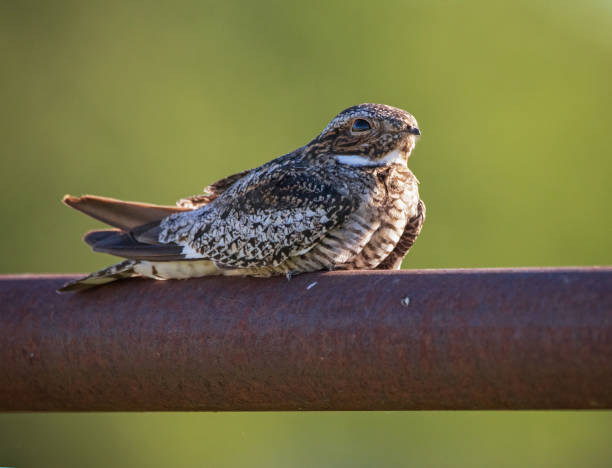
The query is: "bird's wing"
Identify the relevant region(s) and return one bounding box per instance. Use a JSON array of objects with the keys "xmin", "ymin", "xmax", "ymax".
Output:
[
  {"xmin": 176, "ymin": 169, "xmax": 252, "ymax": 208},
  {"xmin": 159, "ymin": 166, "xmax": 360, "ymax": 268},
  {"xmin": 83, "ymin": 227, "xmax": 187, "ymax": 261},
  {"xmin": 63, "ymin": 195, "xmax": 189, "ymax": 231}
]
